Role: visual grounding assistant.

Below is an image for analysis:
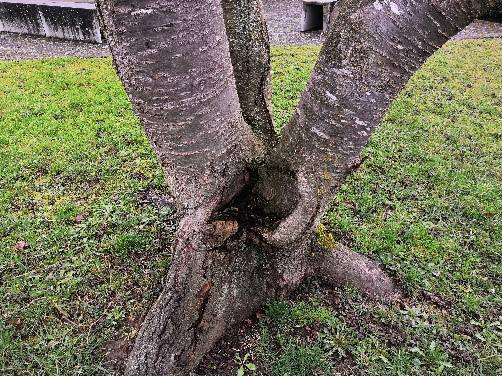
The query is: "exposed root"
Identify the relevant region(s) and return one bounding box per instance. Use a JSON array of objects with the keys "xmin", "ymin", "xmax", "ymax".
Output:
[
  {"xmin": 313, "ymin": 243, "xmax": 402, "ymax": 302},
  {"xmin": 124, "ymin": 215, "xmax": 399, "ymax": 375}
]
